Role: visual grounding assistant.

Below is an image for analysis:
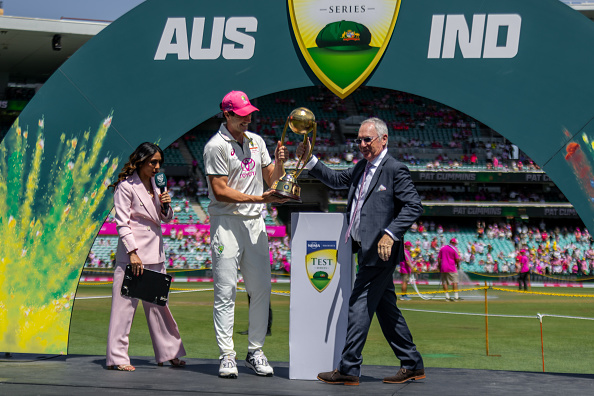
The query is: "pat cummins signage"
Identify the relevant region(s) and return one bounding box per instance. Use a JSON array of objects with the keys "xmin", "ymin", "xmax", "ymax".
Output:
[
  {"xmin": 423, "ymin": 205, "xmax": 578, "ymax": 218},
  {"xmin": 412, "ymin": 171, "xmax": 552, "ymax": 184}
]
